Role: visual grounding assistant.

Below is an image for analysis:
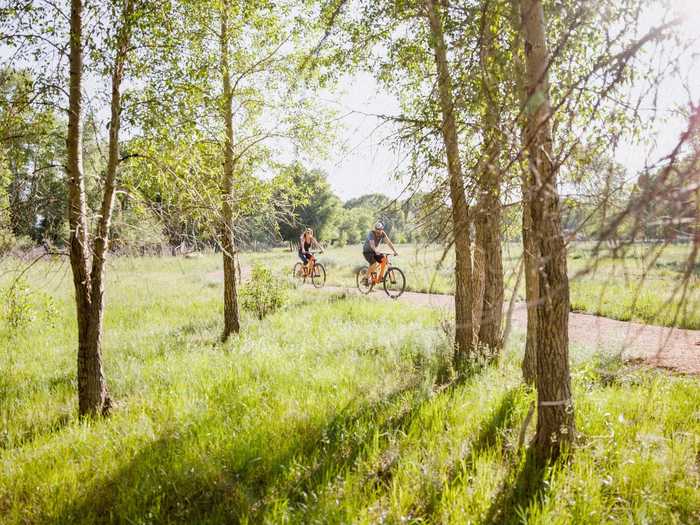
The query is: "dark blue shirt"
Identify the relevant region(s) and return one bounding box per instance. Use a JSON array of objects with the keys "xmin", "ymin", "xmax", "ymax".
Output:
[{"xmin": 363, "ymin": 231, "xmax": 385, "ymax": 253}]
